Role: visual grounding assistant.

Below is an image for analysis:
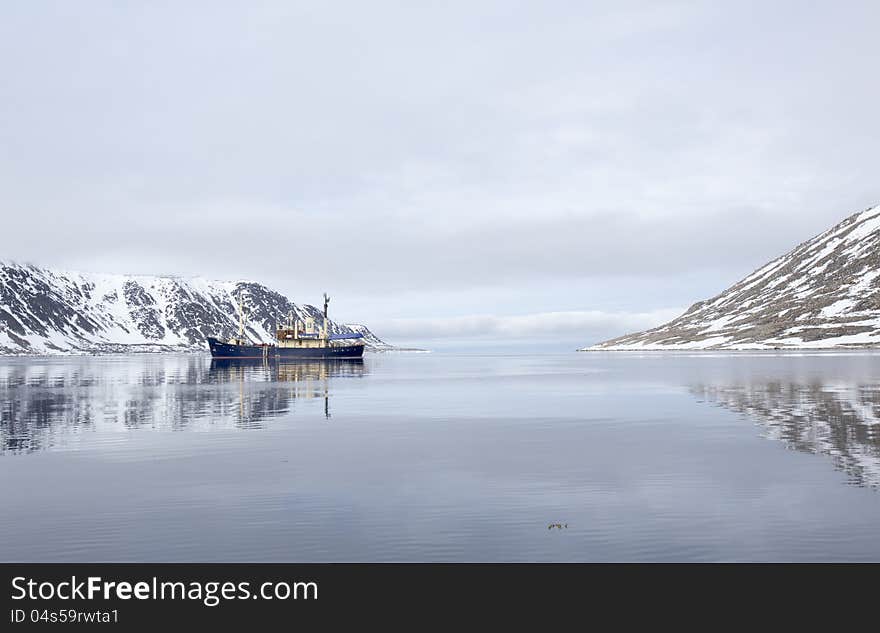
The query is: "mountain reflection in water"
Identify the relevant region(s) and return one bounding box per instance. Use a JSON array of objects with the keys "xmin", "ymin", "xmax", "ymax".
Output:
[
  {"xmin": 692, "ymin": 381, "xmax": 880, "ymax": 488},
  {"xmin": 0, "ymin": 356, "xmax": 365, "ymax": 454}
]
